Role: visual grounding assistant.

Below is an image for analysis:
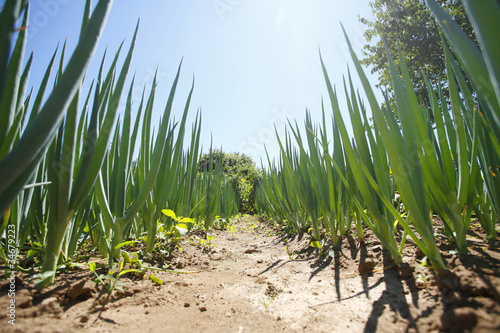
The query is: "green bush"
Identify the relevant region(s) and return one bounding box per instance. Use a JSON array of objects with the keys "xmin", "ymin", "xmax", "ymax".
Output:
[{"xmin": 198, "ymin": 150, "xmax": 261, "ymax": 213}]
